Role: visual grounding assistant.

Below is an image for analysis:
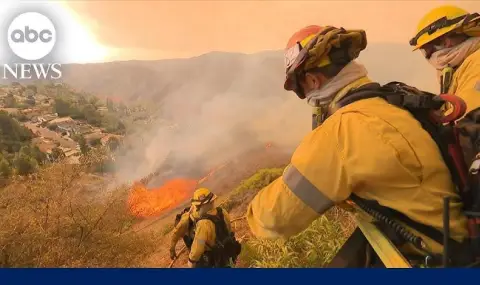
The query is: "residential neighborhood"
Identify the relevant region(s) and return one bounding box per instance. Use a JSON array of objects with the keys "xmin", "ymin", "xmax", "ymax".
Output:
[{"xmin": 0, "ymin": 83, "xmax": 127, "ymax": 165}]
